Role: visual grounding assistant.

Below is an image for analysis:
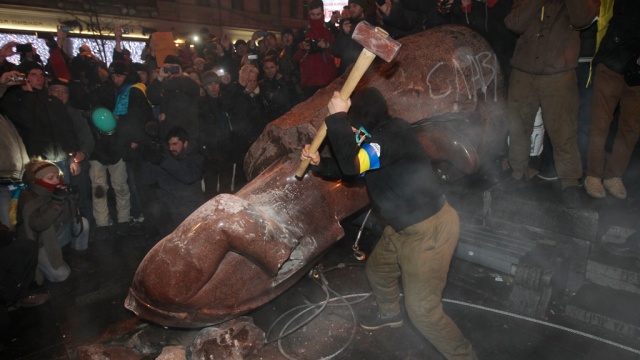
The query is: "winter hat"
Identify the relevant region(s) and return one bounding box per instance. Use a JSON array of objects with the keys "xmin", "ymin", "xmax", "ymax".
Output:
[
  {"xmin": 48, "ymin": 77, "xmax": 70, "ymax": 87},
  {"xmin": 281, "ymin": 27, "xmax": 294, "ymax": 37},
  {"xmin": 348, "ymin": 87, "xmax": 390, "ymax": 131},
  {"xmin": 109, "ymin": 60, "xmax": 130, "ymax": 75},
  {"xmin": 163, "ymin": 55, "xmax": 182, "ymax": 66},
  {"xmin": 17, "ymin": 61, "xmax": 44, "ymax": 75},
  {"xmin": 348, "ymin": 0, "xmax": 367, "ymax": 10},
  {"xmin": 201, "ymin": 70, "xmax": 220, "ymax": 86},
  {"xmin": 132, "ymin": 62, "xmax": 148, "ymax": 73},
  {"xmin": 23, "ymin": 159, "xmax": 61, "ymax": 185}
]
